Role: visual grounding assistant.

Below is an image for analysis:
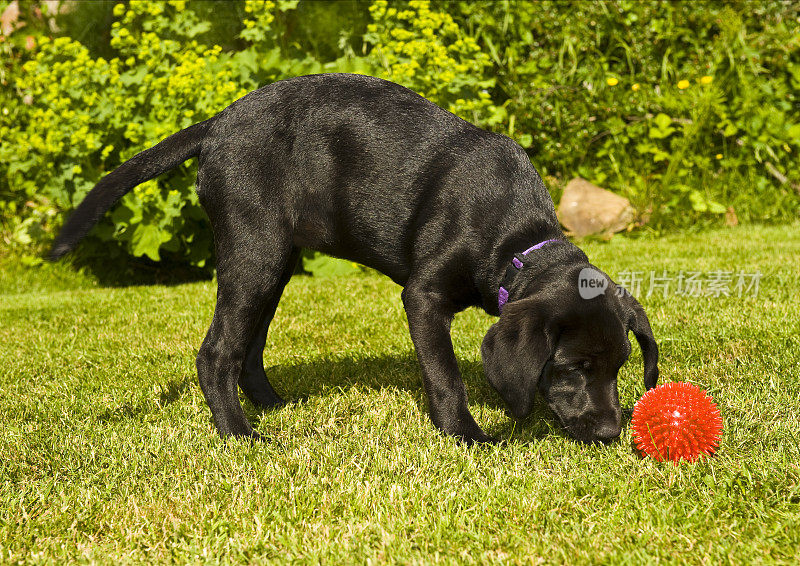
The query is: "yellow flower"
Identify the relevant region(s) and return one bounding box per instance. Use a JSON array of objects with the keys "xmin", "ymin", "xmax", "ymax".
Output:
[
  {"xmin": 606, "ymin": 77, "xmax": 619, "ymax": 86},
  {"xmin": 700, "ymin": 75, "xmax": 713, "ymax": 84},
  {"xmin": 677, "ymin": 80, "xmax": 690, "ymax": 89},
  {"xmin": 716, "ymin": 154, "xmax": 723, "ymax": 160},
  {"xmin": 631, "ymin": 83, "xmax": 640, "ymax": 91}
]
